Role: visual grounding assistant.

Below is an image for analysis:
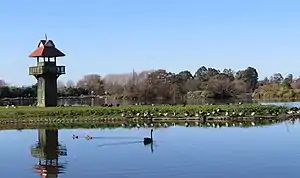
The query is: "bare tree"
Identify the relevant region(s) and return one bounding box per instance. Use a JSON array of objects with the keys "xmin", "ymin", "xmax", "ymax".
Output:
[
  {"xmin": 0, "ymin": 79, "xmax": 5, "ymax": 87},
  {"xmin": 77, "ymin": 74, "xmax": 105, "ymax": 95}
]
